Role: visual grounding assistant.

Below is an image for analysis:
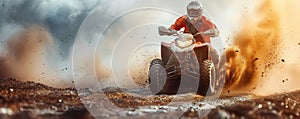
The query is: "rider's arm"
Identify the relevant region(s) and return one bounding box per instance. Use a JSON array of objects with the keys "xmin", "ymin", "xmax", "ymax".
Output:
[
  {"xmin": 203, "ymin": 17, "xmax": 220, "ymax": 37},
  {"xmin": 203, "ymin": 28, "xmax": 219, "ymax": 37},
  {"xmin": 169, "ymin": 16, "xmax": 186, "ymax": 31}
]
